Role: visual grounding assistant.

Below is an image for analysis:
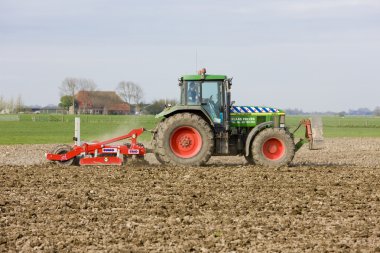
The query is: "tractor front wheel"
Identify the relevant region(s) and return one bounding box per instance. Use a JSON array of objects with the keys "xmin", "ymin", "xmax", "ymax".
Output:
[
  {"xmin": 252, "ymin": 128, "xmax": 295, "ymax": 167},
  {"xmin": 50, "ymin": 144, "xmax": 76, "ymax": 166},
  {"xmin": 153, "ymin": 113, "xmax": 214, "ymax": 166}
]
